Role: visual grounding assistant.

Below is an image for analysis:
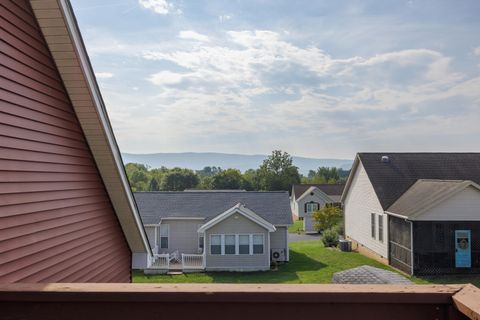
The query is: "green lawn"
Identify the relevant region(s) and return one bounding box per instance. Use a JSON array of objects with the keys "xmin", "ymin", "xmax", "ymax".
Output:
[
  {"xmin": 135, "ymin": 240, "xmax": 399, "ymax": 284},
  {"xmin": 288, "ymin": 220, "xmax": 304, "ymax": 233},
  {"xmin": 133, "ymin": 240, "xmax": 480, "ymax": 285}
]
